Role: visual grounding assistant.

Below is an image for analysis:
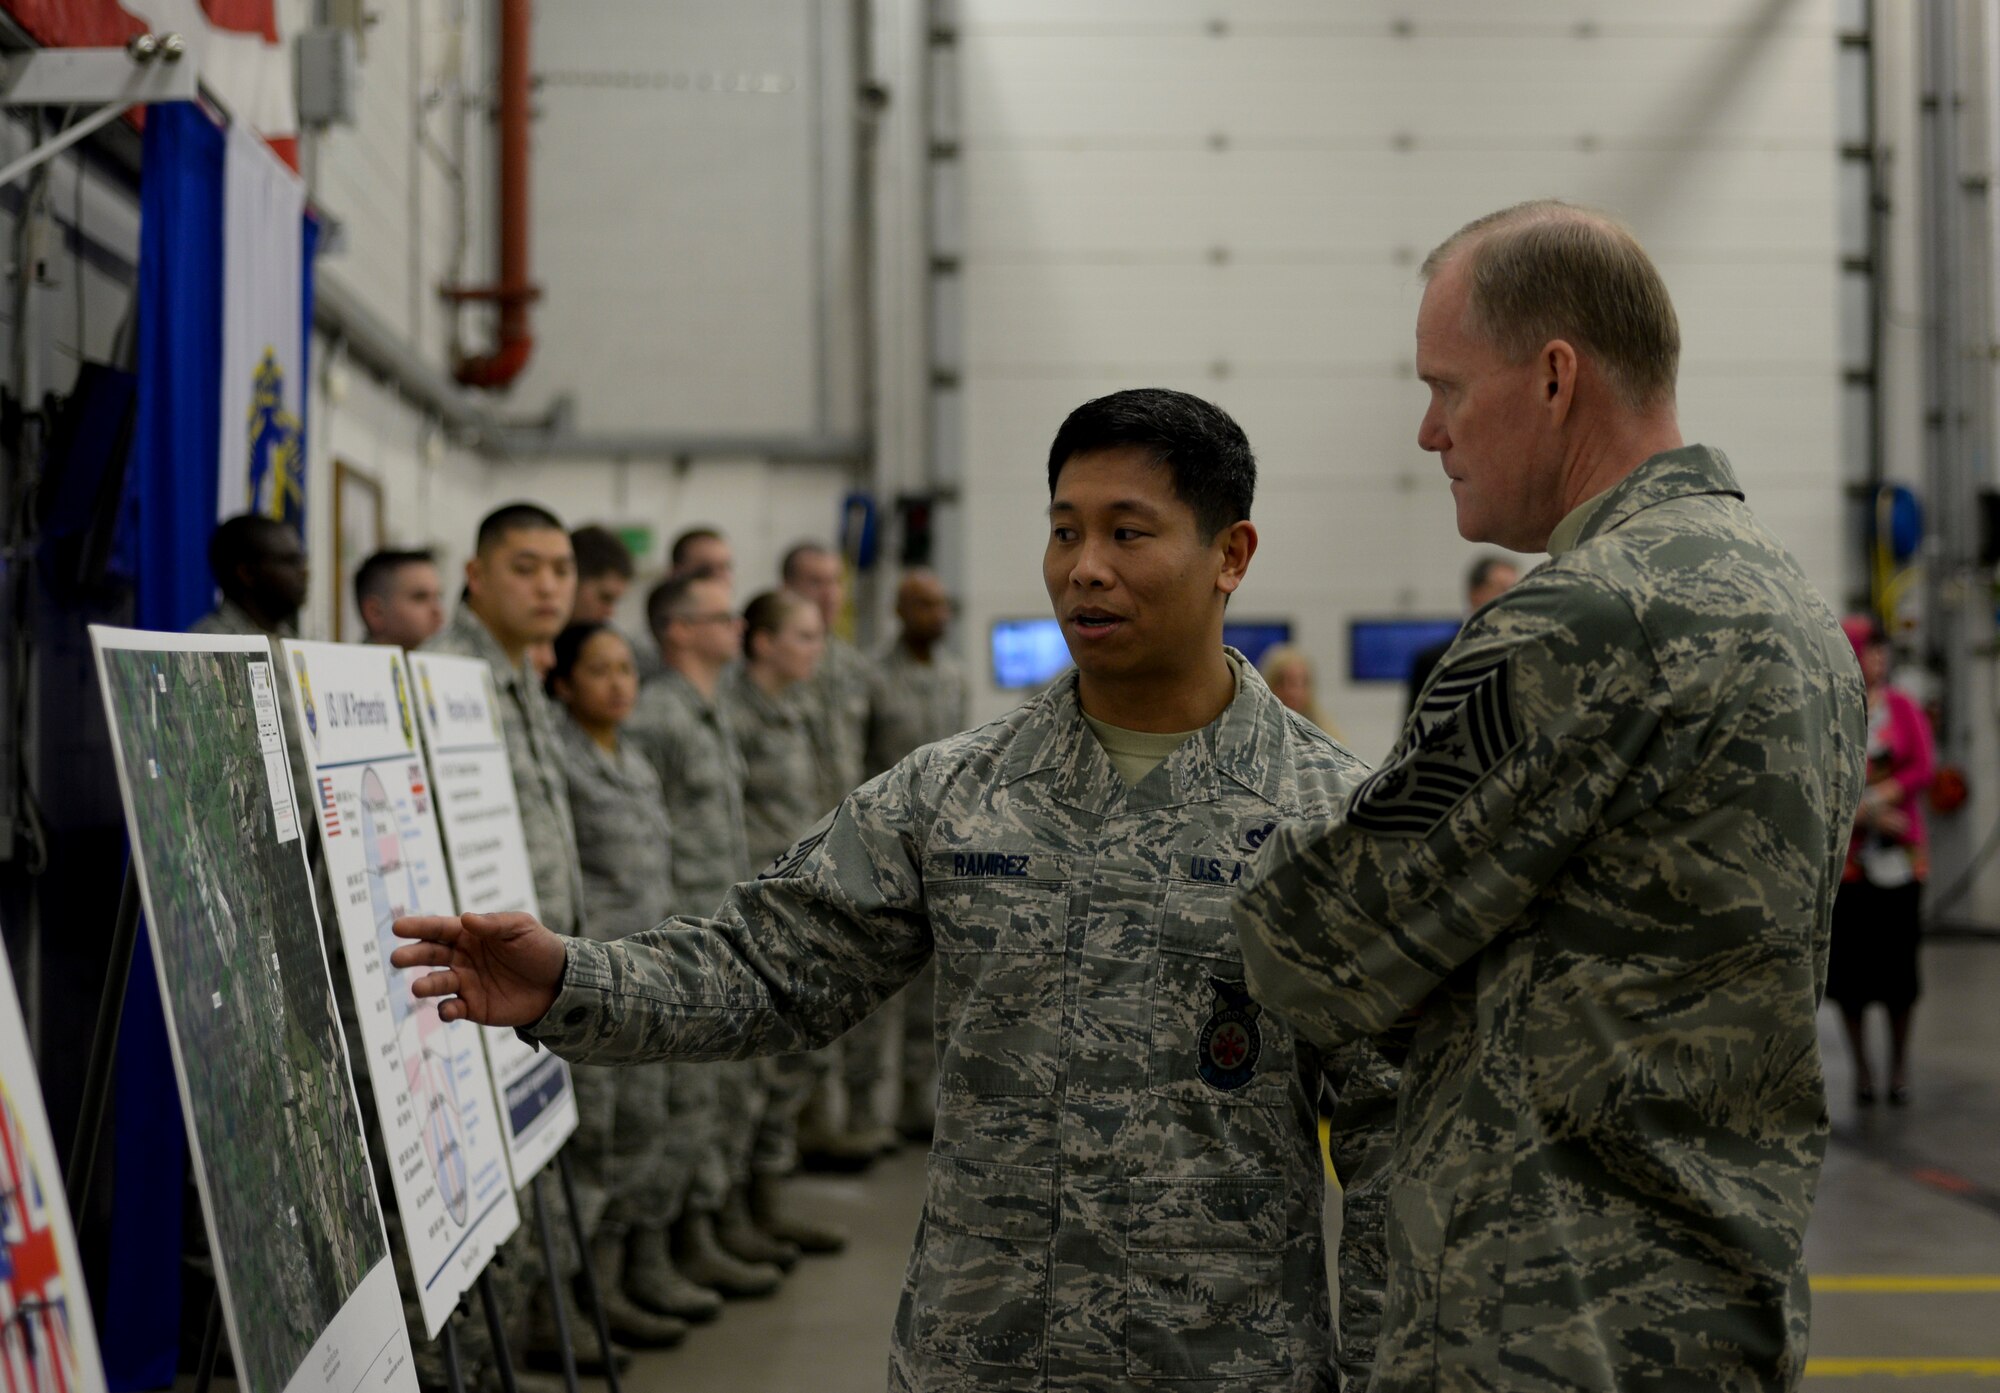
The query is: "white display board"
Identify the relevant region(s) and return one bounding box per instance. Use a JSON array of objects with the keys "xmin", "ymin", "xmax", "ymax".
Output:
[
  {"xmin": 90, "ymin": 627, "xmax": 414, "ymax": 1393},
  {"xmin": 0, "ymin": 923, "xmax": 108, "ymax": 1393},
  {"xmin": 407, "ymin": 653, "xmax": 578, "ymax": 1183},
  {"xmin": 282, "ymin": 641, "xmax": 522, "ymax": 1337}
]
